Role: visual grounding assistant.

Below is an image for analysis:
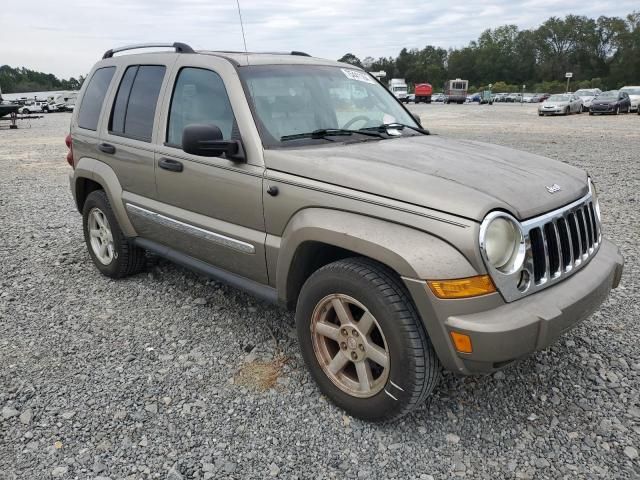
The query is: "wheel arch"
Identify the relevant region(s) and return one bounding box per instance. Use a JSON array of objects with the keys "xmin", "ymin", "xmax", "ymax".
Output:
[
  {"xmin": 72, "ymin": 157, "xmax": 137, "ymax": 237},
  {"xmin": 277, "ymin": 208, "xmax": 478, "ymax": 308}
]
